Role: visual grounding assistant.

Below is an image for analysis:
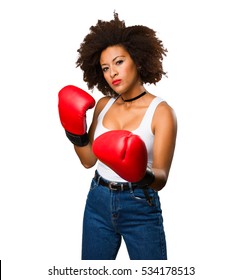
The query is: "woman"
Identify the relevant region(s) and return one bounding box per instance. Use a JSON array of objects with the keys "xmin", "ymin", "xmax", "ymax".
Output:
[{"xmin": 58, "ymin": 12, "xmax": 177, "ymax": 260}]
